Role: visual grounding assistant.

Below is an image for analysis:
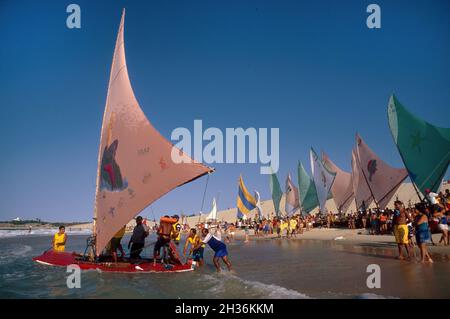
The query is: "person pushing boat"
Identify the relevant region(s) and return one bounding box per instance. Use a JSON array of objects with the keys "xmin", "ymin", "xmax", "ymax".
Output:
[
  {"xmin": 153, "ymin": 215, "xmax": 178, "ymax": 266},
  {"xmin": 183, "ymin": 228, "xmax": 205, "ymax": 267},
  {"xmin": 110, "ymin": 225, "xmax": 126, "ymax": 262},
  {"xmin": 201, "ymin": 228, "xmax": 232, "ymax": 272},
  {"xmin": 52, "ymin": 226, "xmax": 67, "ymax": 252},
  {"xmin": 128, "ymin": 216, "xmax": 149, "ymax": 261}
]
